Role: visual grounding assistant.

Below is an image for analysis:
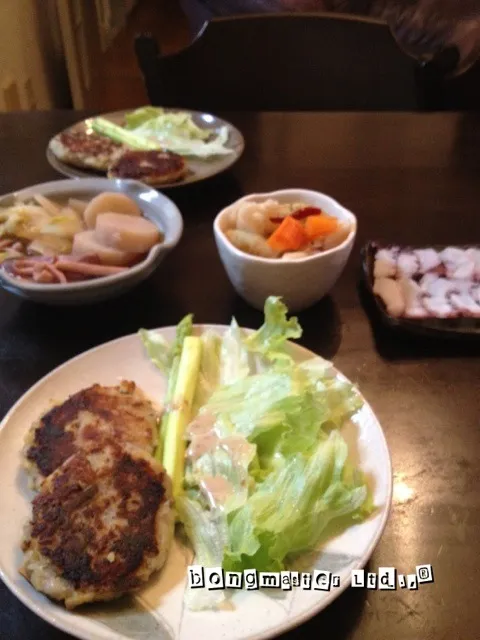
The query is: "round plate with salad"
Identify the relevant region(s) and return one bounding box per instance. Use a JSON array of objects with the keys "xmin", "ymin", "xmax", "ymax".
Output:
[
  {"xmin": 46, "ymin": 107, "xmax": 245, "ymax": 189},
  {"xmin": 0, "ymin": 297, "xmax": 391, "ymax": 640}
]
